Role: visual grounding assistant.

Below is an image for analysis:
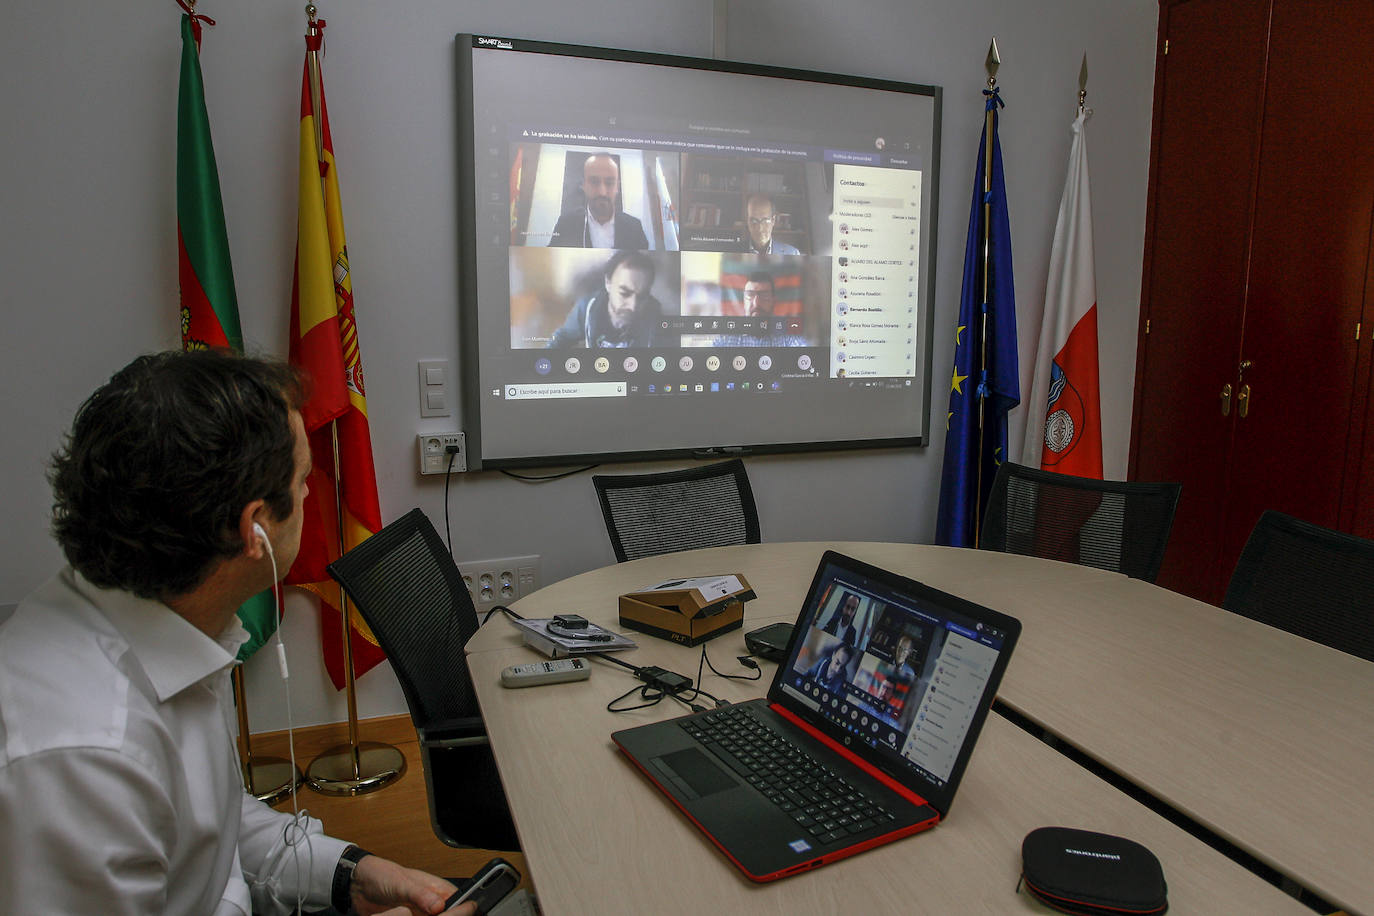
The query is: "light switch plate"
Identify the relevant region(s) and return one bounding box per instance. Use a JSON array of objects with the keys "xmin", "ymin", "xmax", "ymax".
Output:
[{"xmin": 418, "ymin": 359, "xmax": 450, "ymax": 417}]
